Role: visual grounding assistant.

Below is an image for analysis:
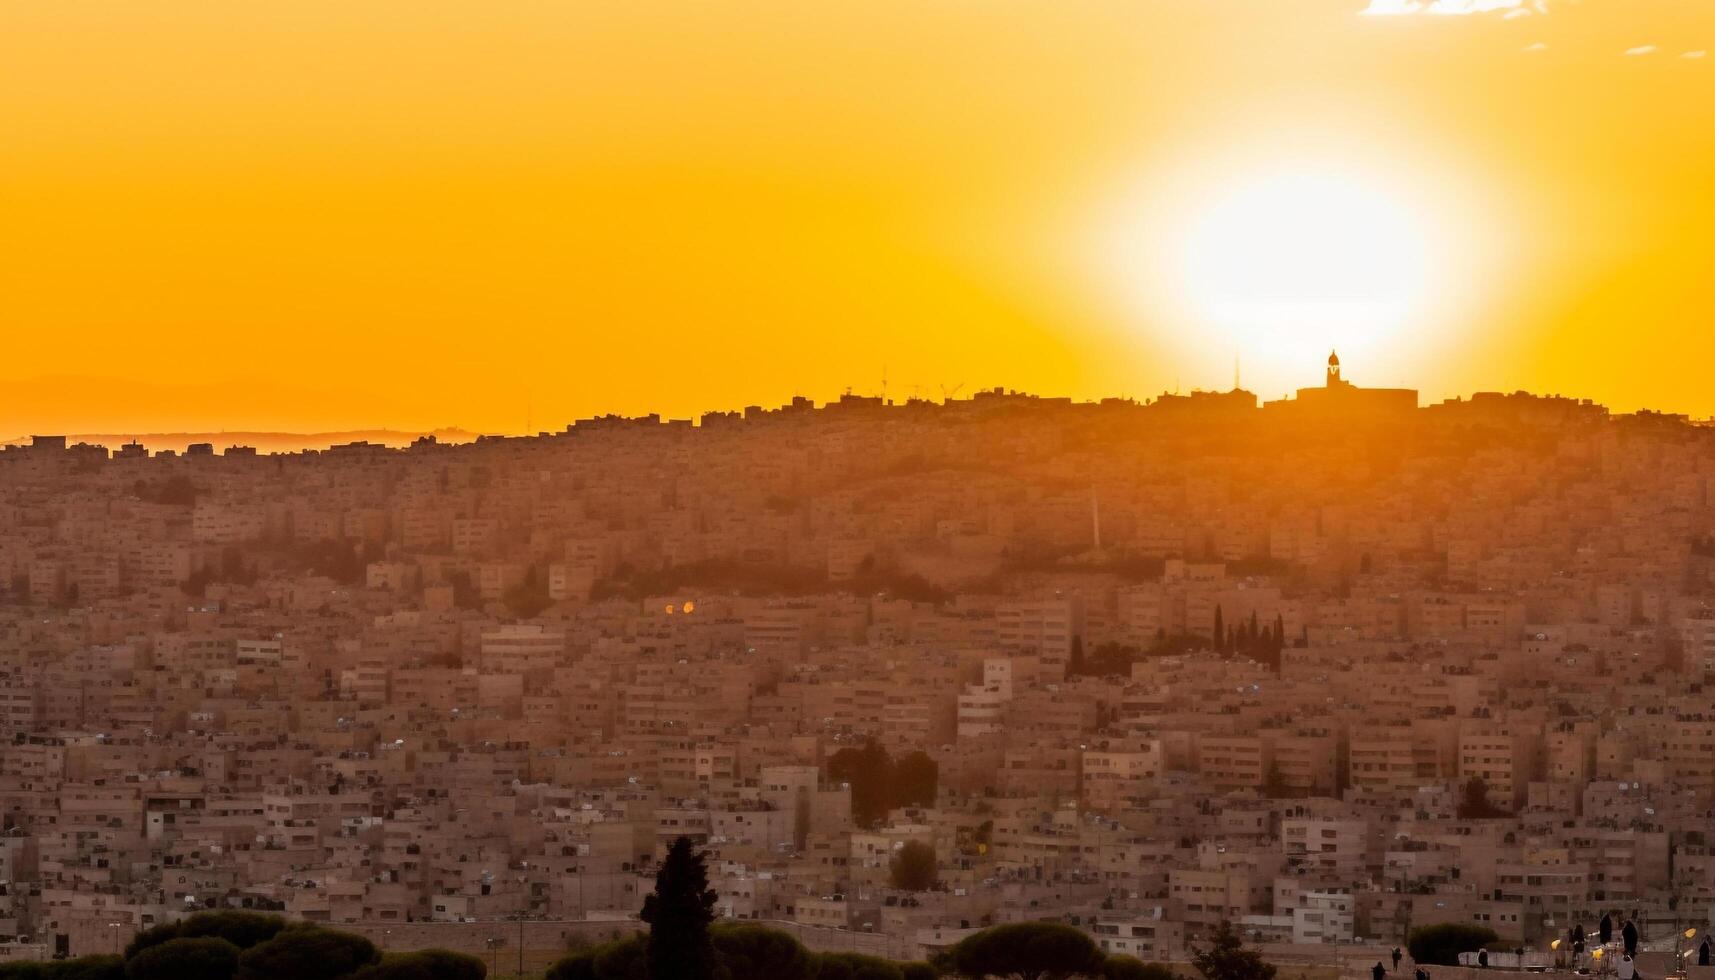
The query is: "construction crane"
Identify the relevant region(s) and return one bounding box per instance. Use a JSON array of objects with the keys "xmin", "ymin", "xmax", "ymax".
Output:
[{"xmin": 939, "ymin": 383, "xmax": 965, "ymax": 402}]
